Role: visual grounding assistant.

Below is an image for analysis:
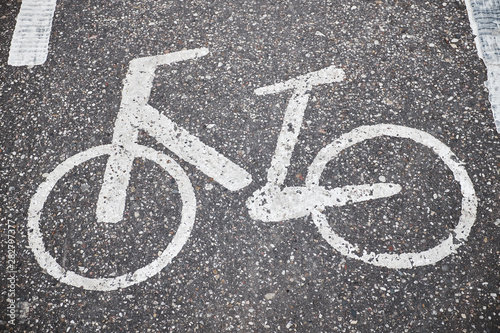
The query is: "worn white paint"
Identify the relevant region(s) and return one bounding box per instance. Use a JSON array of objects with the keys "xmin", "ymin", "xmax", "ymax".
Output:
[
  {"xmin": 249, "ymin": 67, "xmax": 476, "ymax": 268},
  {"xmin": 96, "ymin": 48, "xmax": 252, "ymax": 223},
  {"xmin": 255, "ymin": 66, "xmax": 344, "ymax": 187},
  {"xmin": 8, "ymin": 0, "xmax": 57, "ymax": 66},
  {"xmin": 28, "ymin": 49, "xmax": 252, "ymax": 290},
  {"xmin": 249, "ymin": 65, "xmax": 399, "ymax": 223},
  {"xmin": 28, "ymin": 144, "xmax": 196, "ymax": 291},
  {"xmin": 254, "ymin": 66, "xmax": 345, "ymax": 96},
  {"xmin": 247, "ymin": 183, "xmax": 402, "ymax": 222},
  {"xmin": 465, "ymin": 0, "xmax": 500, "ymax": 132},
  {"xmin": 249, "ymin": 67, "xmax": 476, "ymax": 269},
  {"xmin": 307, "ymin": 124, "xmax": 477, "ymax": 268},
  {"xmin": 248, "ymin": 65, "xmax": 346, "ymax": 219},
  {"xmin": 28, "ymin": 52, "xmax": 477, "ymax": 290}
]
